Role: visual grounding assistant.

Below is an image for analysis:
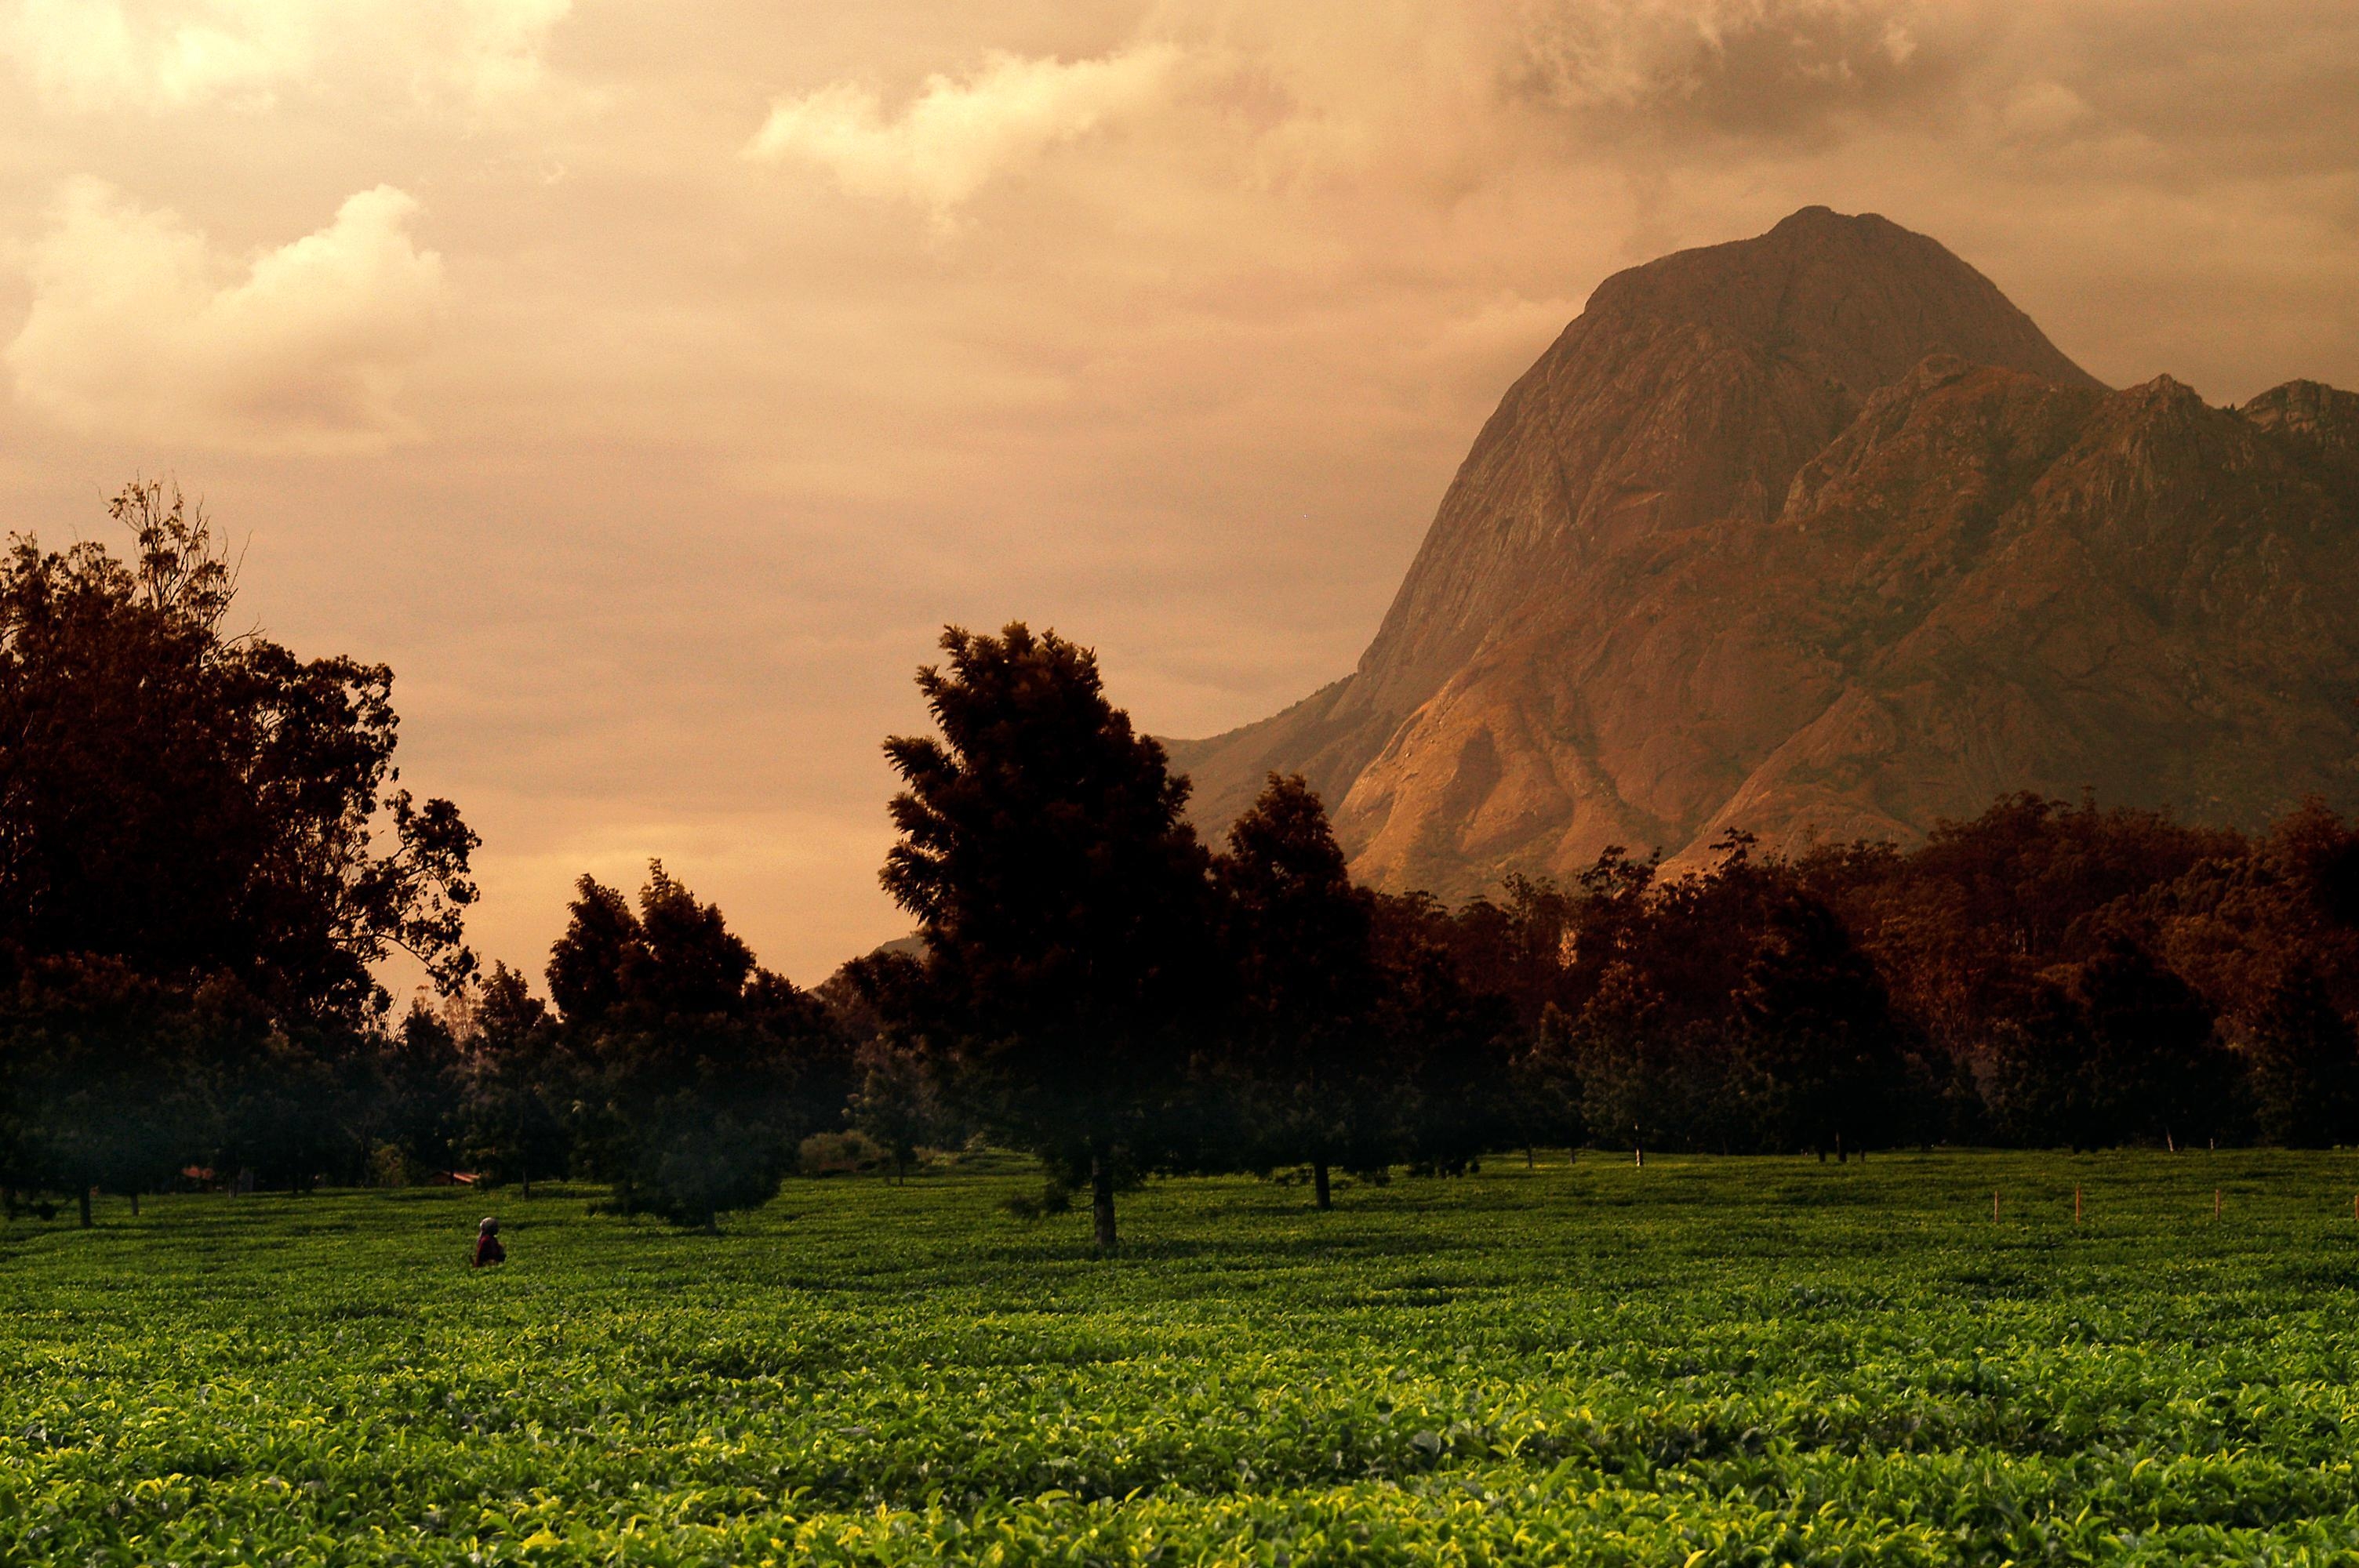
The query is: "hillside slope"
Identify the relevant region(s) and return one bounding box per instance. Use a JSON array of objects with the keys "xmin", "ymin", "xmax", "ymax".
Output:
[{"xmin": 1170, "ymin": 209, "xmax": 2359, "ymax": 896}]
